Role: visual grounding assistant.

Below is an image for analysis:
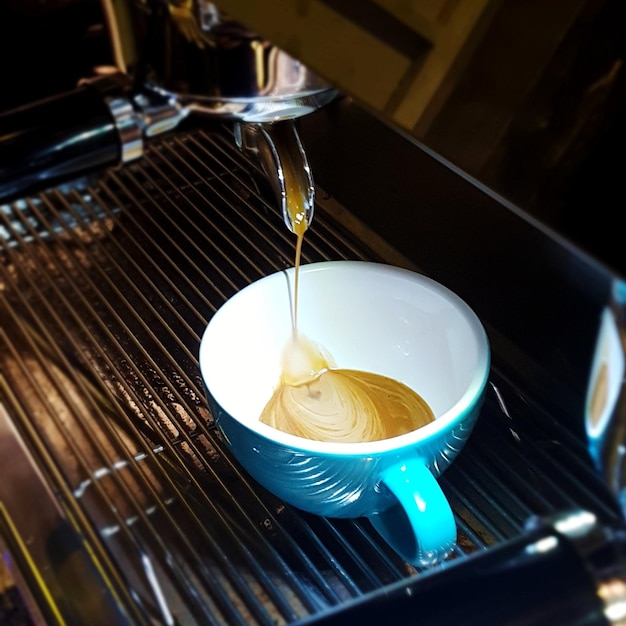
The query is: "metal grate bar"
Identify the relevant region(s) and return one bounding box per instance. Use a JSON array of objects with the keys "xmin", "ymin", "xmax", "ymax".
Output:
[
  {"xmin": 0, "ymin": 207, "xmax": 272, "ymax": 624},
  {"xmin": 478, "ymin": 384, "xmax": 619, "ymax": 521},
  {"xmin": 181, "ymin": 131, "xmax": 372, "ymax": 264},
  {"xmin": 0, "ymin": 205, "xmax": 320, "ymax": 620},
  {"xmin": 156, "ymin": 135, "xmax": 297, "ymax": 270},
  {"xmin": 0, "ymin": 194, "xmax": 338, "ymax": 620}
]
